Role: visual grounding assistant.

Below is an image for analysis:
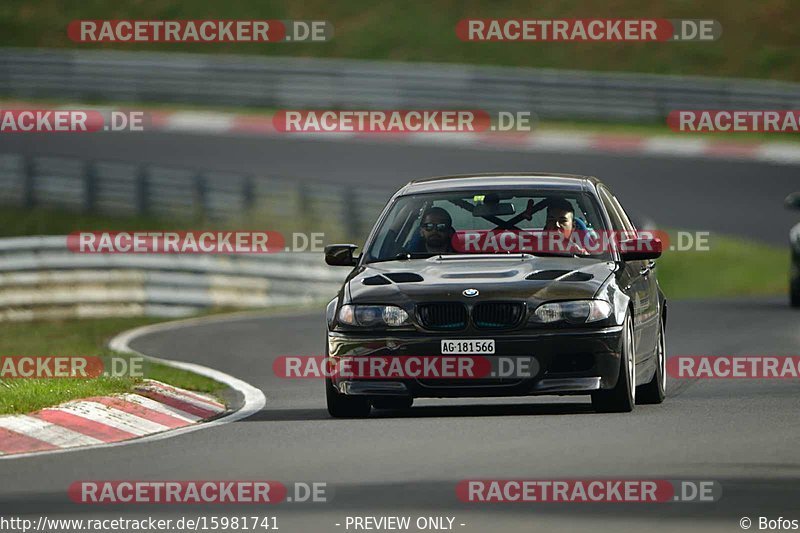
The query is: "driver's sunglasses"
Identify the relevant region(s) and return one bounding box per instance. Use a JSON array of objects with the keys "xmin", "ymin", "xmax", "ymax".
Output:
[{"xmin": 421, "ymin": 222, "xmax": 449, "ymax": 232}]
